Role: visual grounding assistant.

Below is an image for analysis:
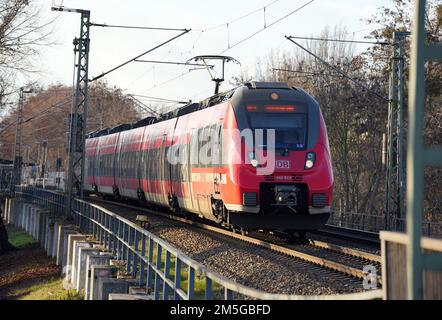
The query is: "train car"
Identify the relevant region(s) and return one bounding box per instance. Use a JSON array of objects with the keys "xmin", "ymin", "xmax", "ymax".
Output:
[{"xmin": 84, "ymin": 82, "xmax": 333, "ymax": 233}]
